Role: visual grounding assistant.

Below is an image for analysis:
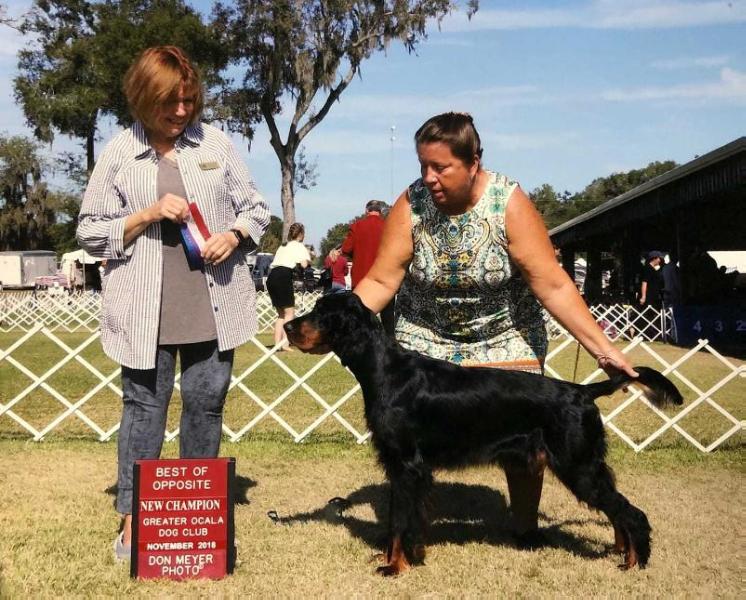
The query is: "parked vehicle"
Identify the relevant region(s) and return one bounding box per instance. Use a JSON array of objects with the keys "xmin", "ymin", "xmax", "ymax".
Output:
[
  {"xmin": 296, "ymin": 265, "xmax": 320, "ymax": 293},
  {"xmin": 248, "ymin": 253, "xmax": 273, "ymax": 291},
  {"xmin": 0, "ymin": 251, "xmax": 57, "ymax": 289}
]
